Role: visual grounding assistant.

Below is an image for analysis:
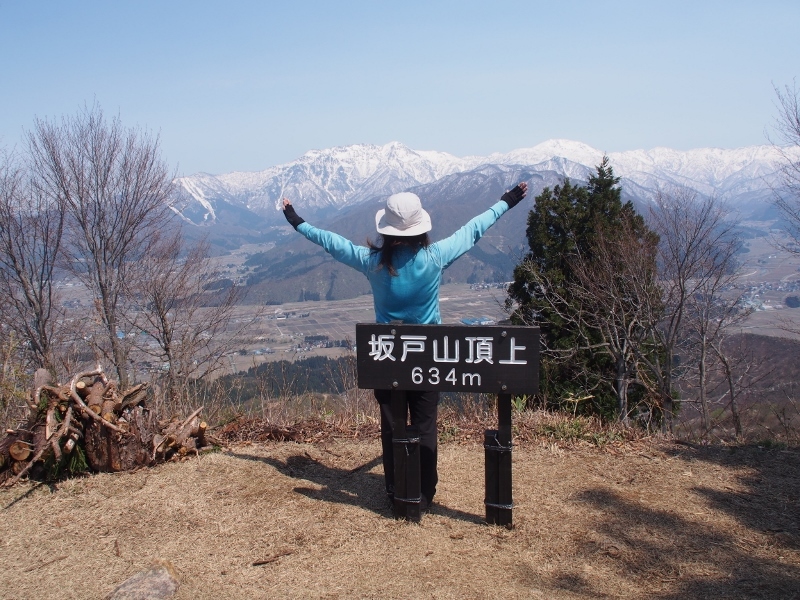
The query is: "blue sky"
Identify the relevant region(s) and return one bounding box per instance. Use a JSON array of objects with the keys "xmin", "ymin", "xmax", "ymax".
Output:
[{"xmin": 1, "ymin": 1, "xmax": 798, "ymax": 175}]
